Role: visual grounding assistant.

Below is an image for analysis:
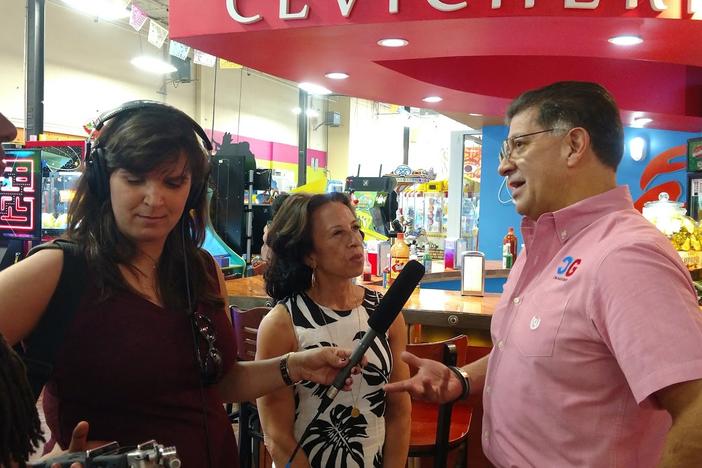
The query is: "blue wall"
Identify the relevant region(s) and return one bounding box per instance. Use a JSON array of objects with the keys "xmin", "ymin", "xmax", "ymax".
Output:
[{"xmin": 478, "ymin": 125, "xmax": 701, "ymax": 261}]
